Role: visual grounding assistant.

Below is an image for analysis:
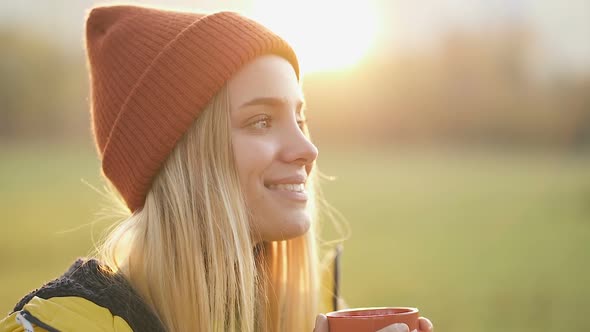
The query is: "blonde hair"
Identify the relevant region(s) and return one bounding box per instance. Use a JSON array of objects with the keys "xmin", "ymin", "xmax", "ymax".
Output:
[{"xmin": 95, "ymin": 85, "xmax": 324, "ymax": 331}]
